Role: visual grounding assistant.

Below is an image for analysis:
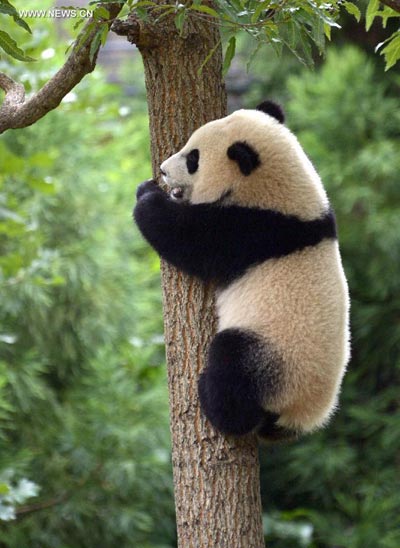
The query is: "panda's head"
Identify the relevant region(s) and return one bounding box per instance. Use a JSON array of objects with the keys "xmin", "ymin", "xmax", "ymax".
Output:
[{"xmin": 160, "ymin": 101, "xmax": 329, "ymax": 220}]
